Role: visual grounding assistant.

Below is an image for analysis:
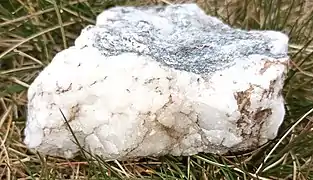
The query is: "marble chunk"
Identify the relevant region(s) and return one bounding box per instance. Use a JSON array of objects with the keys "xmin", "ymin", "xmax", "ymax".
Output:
[{"xmin": 24, "ymin": 3, "xmax": 289, "ymax": 160}]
